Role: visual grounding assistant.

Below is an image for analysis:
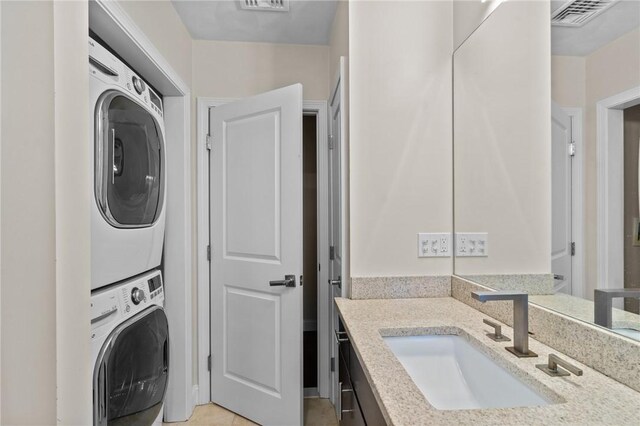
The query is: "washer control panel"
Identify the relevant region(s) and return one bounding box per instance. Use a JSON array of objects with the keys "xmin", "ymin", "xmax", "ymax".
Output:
[
  {"xmin": 131, "ymin": 287, "xmax": 146, "ymax": 305},
  {"xmin": 91, "ymin": 270, "xmax": 164, "ymax": 333},
  {"xmin": 91, "ymin": 269, "xmax": 164, "ymax": 361},
  {"xmin": 117, "ymin": 271, "xmax": 164, "ymax": 315}
]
